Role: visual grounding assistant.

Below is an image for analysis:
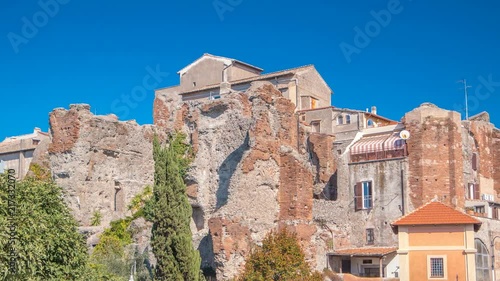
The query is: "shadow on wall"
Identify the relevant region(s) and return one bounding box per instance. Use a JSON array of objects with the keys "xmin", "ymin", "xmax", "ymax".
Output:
[
  {"xmin": 328, "ymin": 172, "xmax": 338, "ymax": 201},
  {"xmin": 216, "ymin": 132, "xmax": 250, "ymax": 209},
  {"xmin": 316, "ymin": 172, "xmax": 338, "ymax": 201},
  {"xmin": 198, "ymin": 234, "xmax": 216, "ymax": 280}
]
